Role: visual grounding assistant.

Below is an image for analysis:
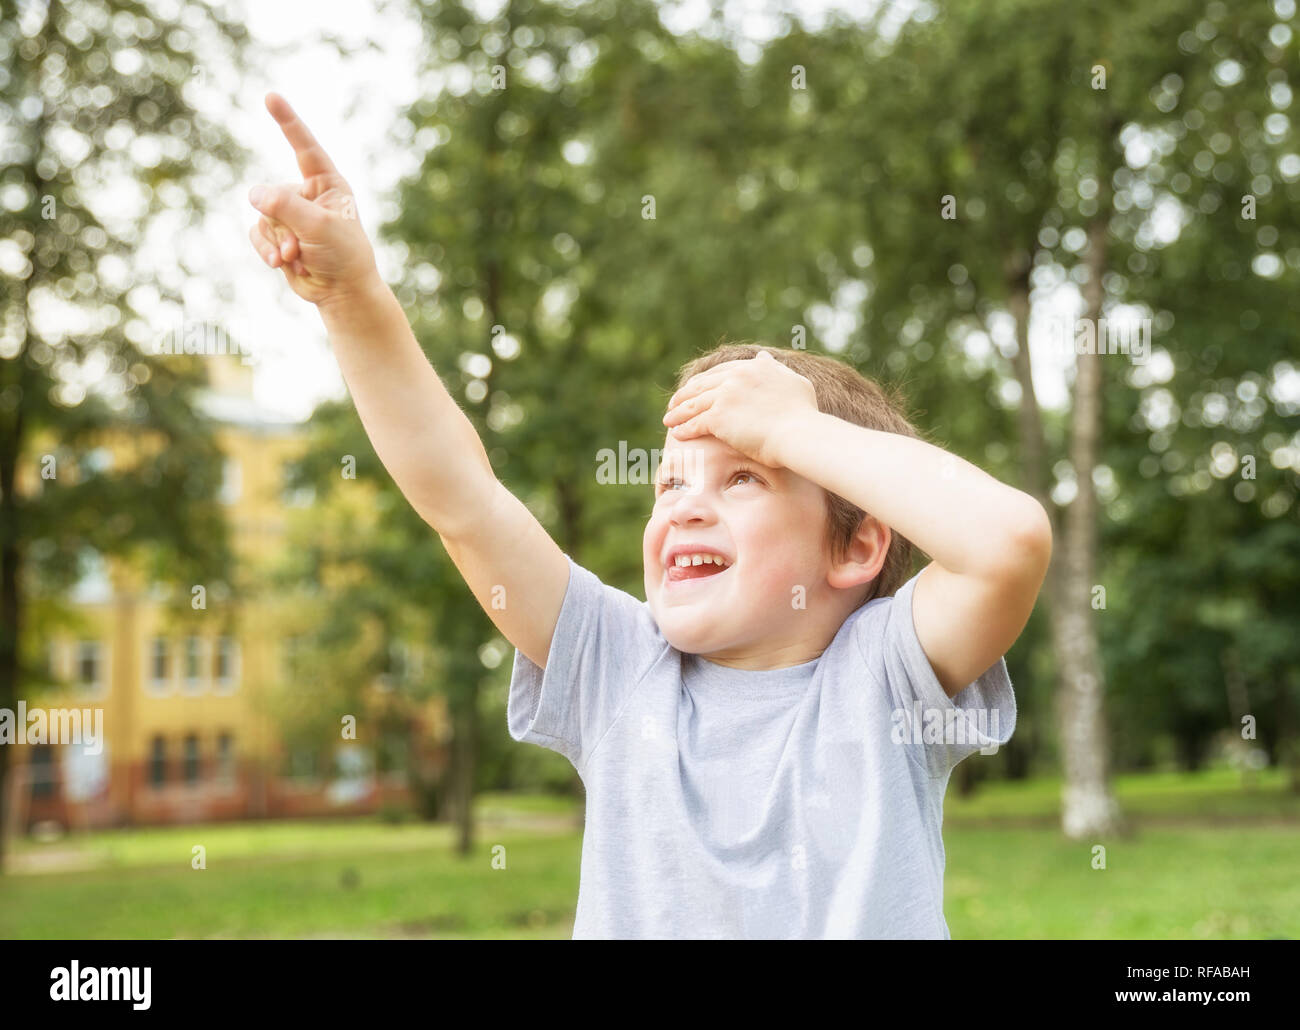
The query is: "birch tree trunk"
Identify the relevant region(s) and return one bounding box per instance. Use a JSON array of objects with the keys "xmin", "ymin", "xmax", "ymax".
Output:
[
  {"xmin": 1054, "ymin": 217, "xmax": 1120, "ymax": 838},
  {"xmin": 1005, "ymin": 235, "xmax": 1119, "ymax": 839}
]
